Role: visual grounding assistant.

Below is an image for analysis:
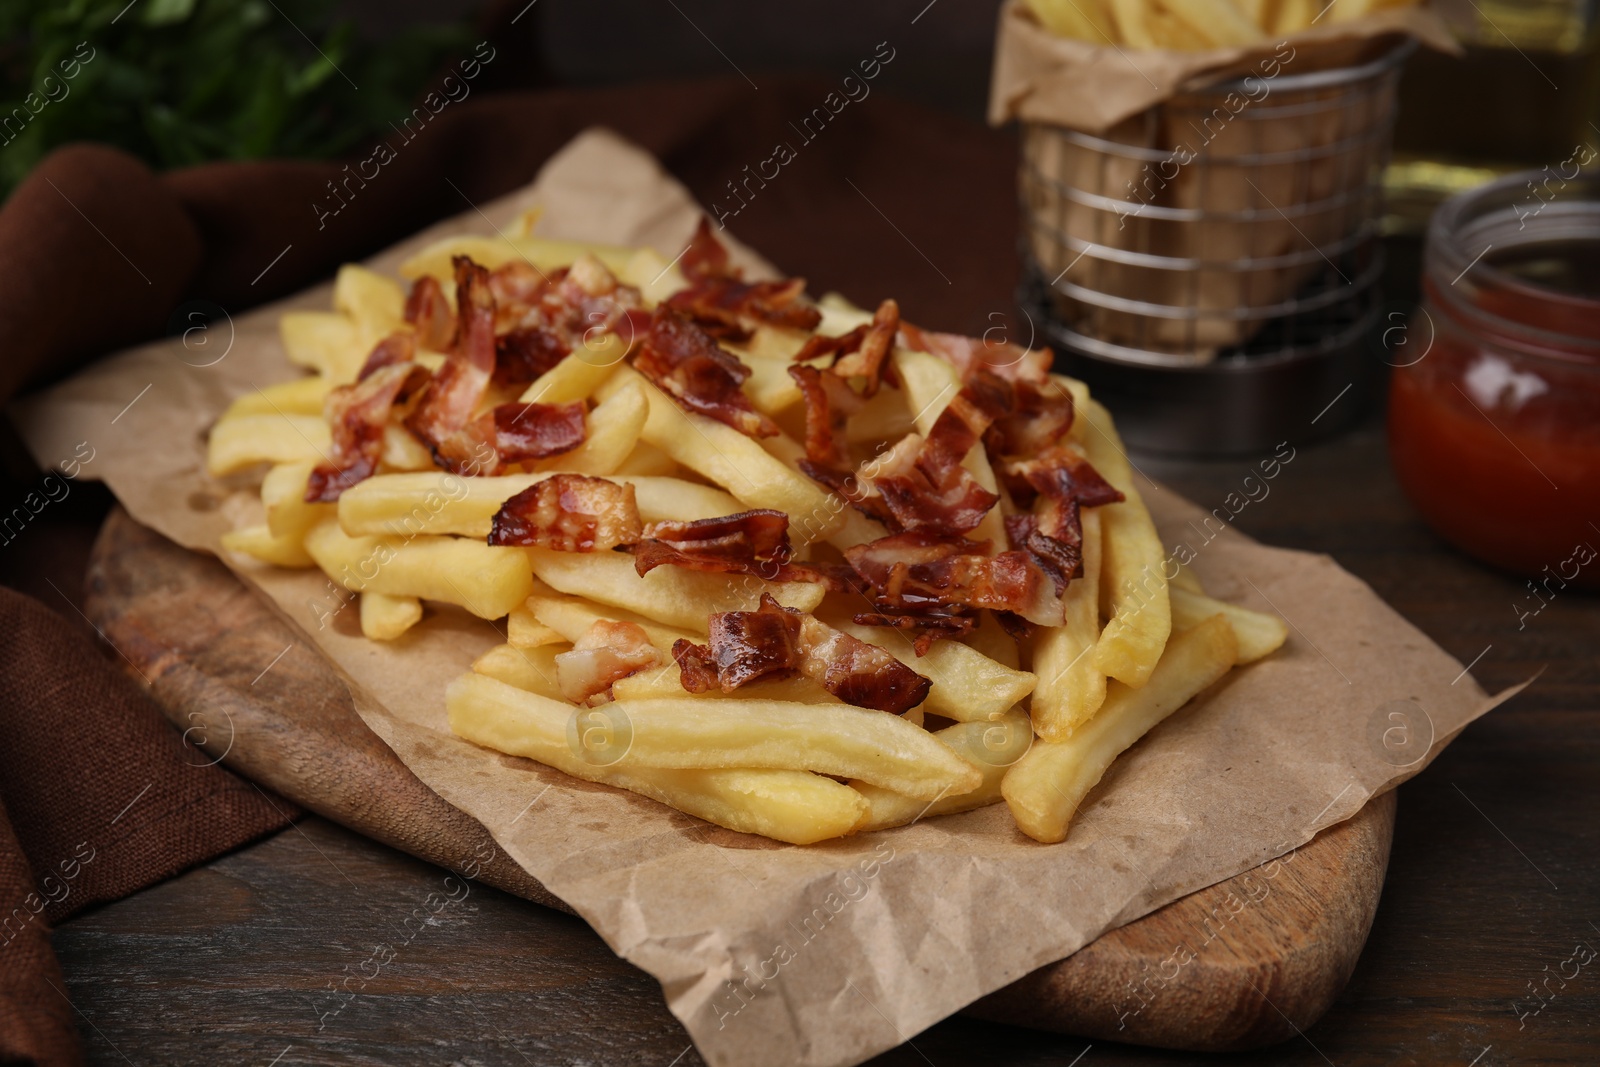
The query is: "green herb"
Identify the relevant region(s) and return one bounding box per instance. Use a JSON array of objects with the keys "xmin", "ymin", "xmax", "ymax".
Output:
[{"xmin": 0, "ymin": 0, "xmax": 470, "ymax": 196}]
